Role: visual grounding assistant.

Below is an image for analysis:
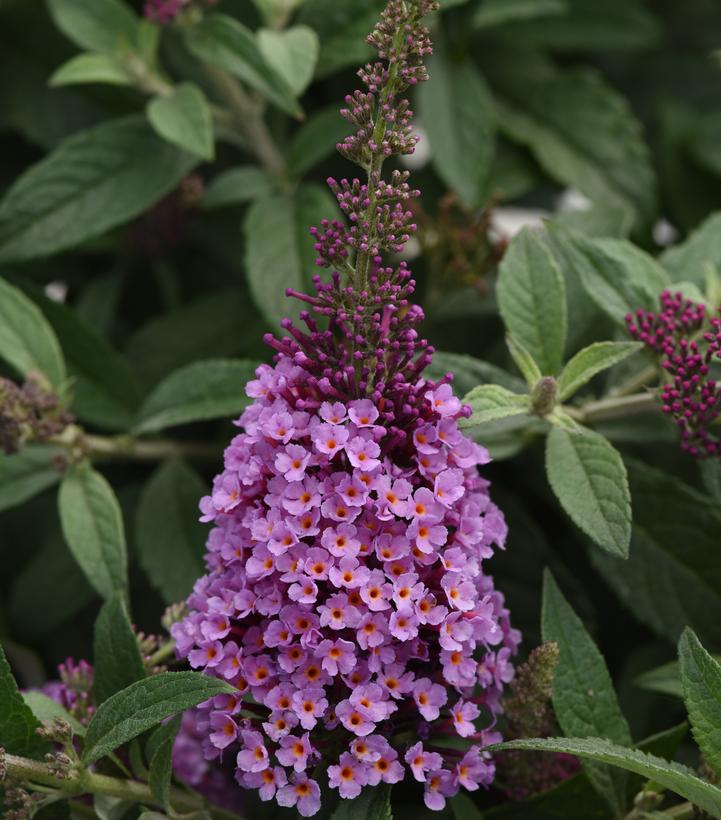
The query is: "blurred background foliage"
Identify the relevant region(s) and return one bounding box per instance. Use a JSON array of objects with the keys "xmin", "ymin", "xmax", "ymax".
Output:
[{"xmin": 2, "ymin": 0, "xmax": 721, "ymax": 814}]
